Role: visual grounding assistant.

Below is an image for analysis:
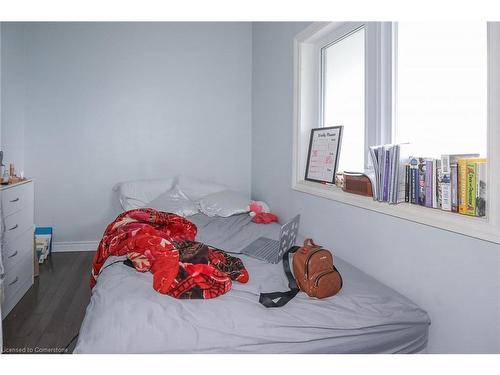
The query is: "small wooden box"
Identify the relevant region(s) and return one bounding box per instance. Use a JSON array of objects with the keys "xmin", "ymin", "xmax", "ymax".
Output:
[{"xmin": 342, "ymin": 173, "xmax": 373, "ymax": 197}]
